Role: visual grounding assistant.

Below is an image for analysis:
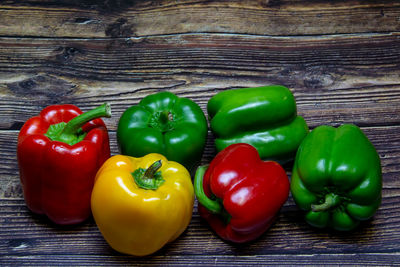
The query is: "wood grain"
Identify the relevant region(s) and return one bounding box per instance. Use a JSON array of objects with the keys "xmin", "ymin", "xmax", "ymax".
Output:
[
  {"xmin": 0, "ymin": 0, "xmax": 400, "ymax": 37},
  {"xmin": 1, "ymin": 254, "xmax": 399, "ymax": 266},
  {"xmin": 0, "ymin": 33, "xmax": 399, "ymax": 131}
]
